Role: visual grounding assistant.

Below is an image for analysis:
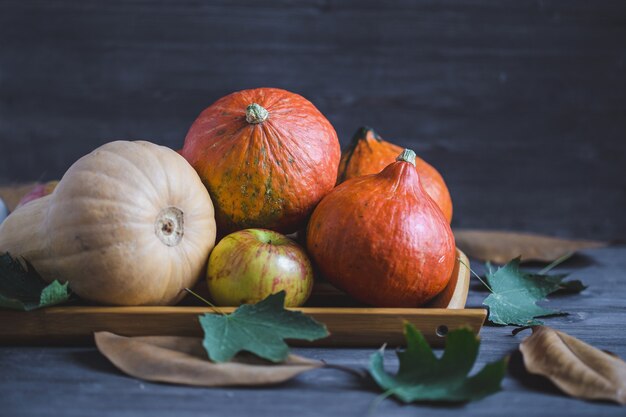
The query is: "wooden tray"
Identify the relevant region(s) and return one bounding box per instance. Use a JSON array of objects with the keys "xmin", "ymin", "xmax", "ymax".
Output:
[{"xmin": 0, "ymin": 250, "xmax": 485, "ymax": 347}]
